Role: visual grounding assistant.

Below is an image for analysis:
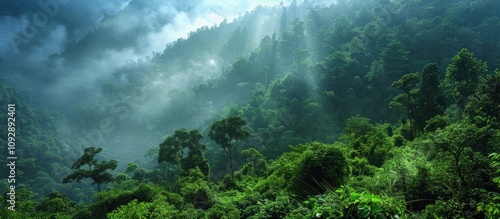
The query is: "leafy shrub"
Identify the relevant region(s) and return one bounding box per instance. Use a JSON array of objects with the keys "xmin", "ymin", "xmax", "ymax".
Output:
[
  {"xmin": 290, "ymin": 142, "xmax": 348, "ymax": 198},
  {"xmin": 106, "ymin": 199, "xmax": 178, "ymax": 219},
  {"xmin": 173, "ymin": 205, "xmax": 207, "ymax": 219},
  {"xmin": 477, "ymin": 153, "xmax": 500, "ymax": 218},
  {"xmin": 349, "ymin": 156, "xmax": 376, "ymax": 176},
  {"xmin": 393, "ymin": 135, "xmax": 405, "ymax": 147},
  {"xmin": 340, "ymin": 116, "xmax": 393, "ymax": 167},
  {"xmin": 424, "ymin": 115, "xmax": 450, "ymax": 132},
  {"xmin": 219, "ymin": 174, "xmax": 239, "ymax": 191},
  {"xmin": 284, "ymin": 206, "xmax": 312, "ymax": 219},
  {"xmin": 29, "ymin": 191, "xmax": 77, "ymax": 219},
  {"xmin": 254, "ymin": 175, "xmax": 286, "ymax": 194},
  {"xmin": 337, "ymin": 187, "xmax": 406, "ymax": 219},
  {"xmin": 302, "ymin": 194, "xmax": 343, "ymax": 218},
  {"xmin": 240, "ymin": 162, "xmax": 255, "ymax": 175},
  {"xmin": 179, "ymin": 168, "xmax": 214, "ymax": 209},
  {"xmin": 234, "ymin": 191, "xmax": 264, "ymax": 218},
  {"xmin": 207, "ymin": 203, "xmax": 241, "ymax": 219},
  {"xmin": 106, "ymin": 199, "xmax": 152, "ymax": 219},
  {"xmin": 251, "ymin": 195, "xmax": 298, "ymax": 219},
  {"xmin": 90, "ymin": 183, "xmax": 177, "ymax": 218},
  {"xmin": 420, "ymin": 199, "xmax": 463, "ymax": 219}
]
